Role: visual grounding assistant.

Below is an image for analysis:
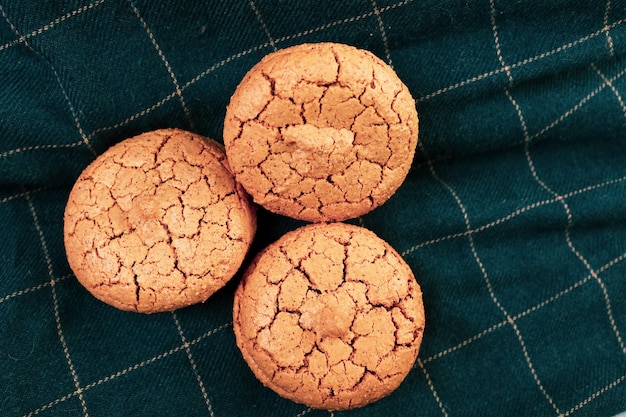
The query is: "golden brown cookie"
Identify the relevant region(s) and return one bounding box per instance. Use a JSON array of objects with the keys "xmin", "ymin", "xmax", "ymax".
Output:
[
  {"xmin": 63, "ymin": 128, "xmax": 256, "ymax": 313},
  {"xmin": 233, "ymin": 222, "xmax": 425, "ymax": 410},
  {"xmin": 223, "ymin": 42, "xmax": 419, "ymax": 222}
]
